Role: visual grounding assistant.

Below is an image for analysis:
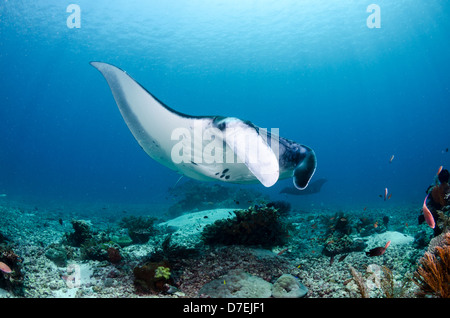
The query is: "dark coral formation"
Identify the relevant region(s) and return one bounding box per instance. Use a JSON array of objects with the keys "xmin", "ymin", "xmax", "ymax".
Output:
[
  {"xmin": 321, "ymin": 212, "xmax": 366, "ymax": 256},
  {"xmin": 65, "ymin": 220, "xmax": 92, "ymax": 247},
  {"xmin": 266, "ymin": 200, "xmax": 291, "ymax": 215},
  {"xmin": 201, "ymin": 204, "xmax": 291, "ymax": 248},
  {"xmin": 107, "ymin": 247, "xmax": 122, "ymax": 264},
  {"xmin": 63, "ymin": 219, "xmax": 124, "ymax": 263},
  {"xmin": 119, "ymin": 215, "xmax": 158, "ymax": 244}
]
